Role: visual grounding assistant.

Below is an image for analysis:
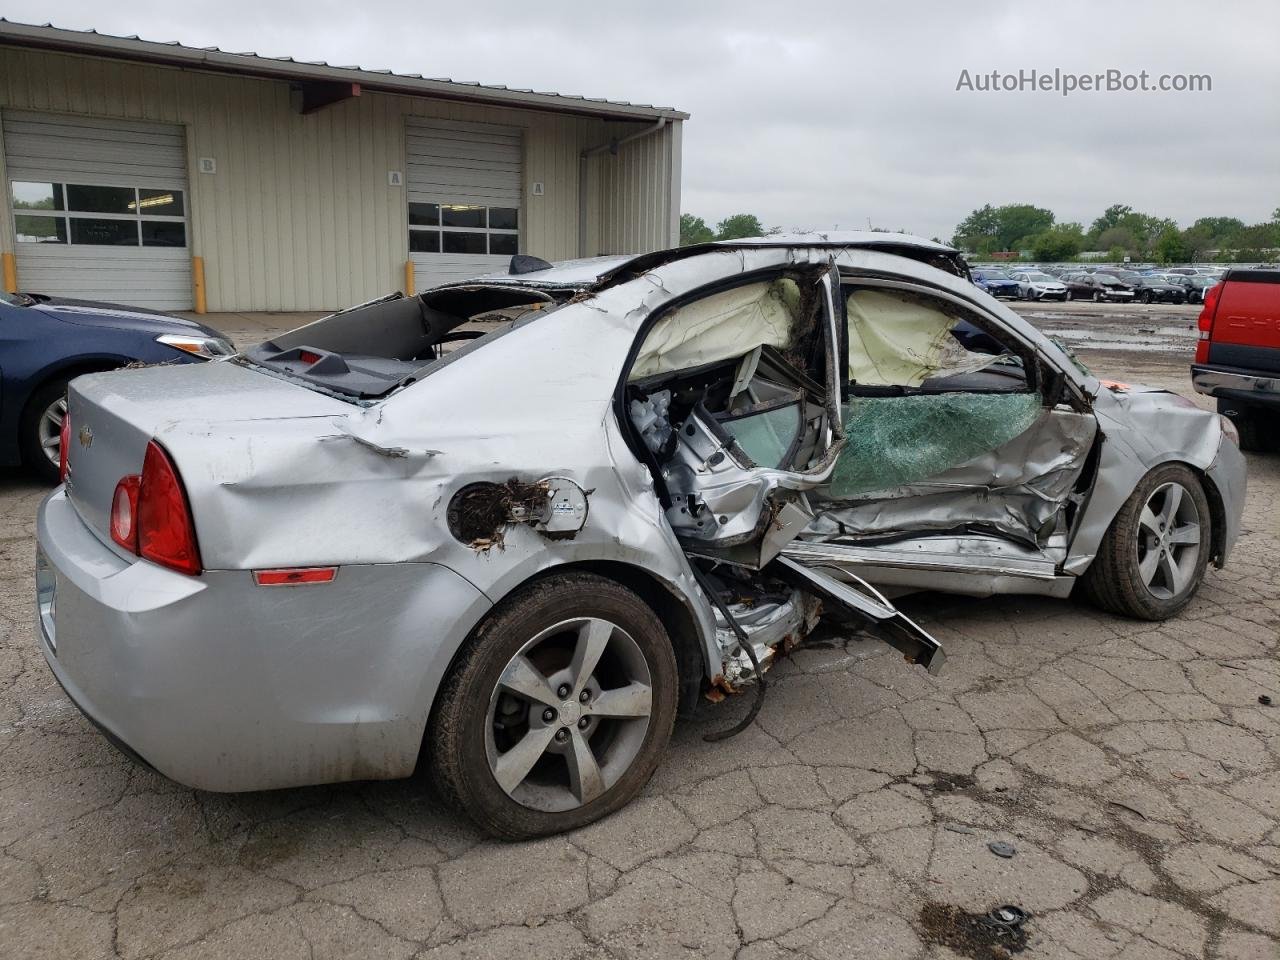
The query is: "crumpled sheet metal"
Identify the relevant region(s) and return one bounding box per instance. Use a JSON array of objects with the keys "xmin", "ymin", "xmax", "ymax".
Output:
[
  {"xmin": 846, "ymin": 288, "xmax": 1001, "ymax": 387},
  {"xmin": 830, "ymin": 393, "xmax": 1044, "ymax": 497},
  {"xmin": 806, "ymin": 408, "xmax": 1097, "ymax": 545},
  {"xmin": 1062, "ymin": 386, "xmax": 1245, "ymax": 573}
]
